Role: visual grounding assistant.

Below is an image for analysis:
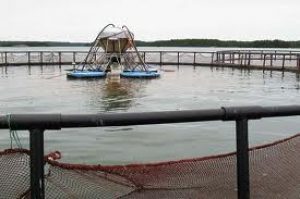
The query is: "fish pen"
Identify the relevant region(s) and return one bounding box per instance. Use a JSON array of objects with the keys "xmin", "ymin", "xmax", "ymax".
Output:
[
  {"xmin": 1, "ymin": 49, "xmax": 300, "ymax": 73},
  {"xmin": 216, "ymin": 50, "xmax": 300, "ymax": 72},
  {"xmin": 0, "ymin": 106, "xmax": 300, "ymax": 198}
]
